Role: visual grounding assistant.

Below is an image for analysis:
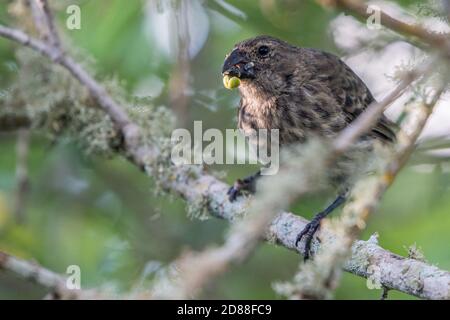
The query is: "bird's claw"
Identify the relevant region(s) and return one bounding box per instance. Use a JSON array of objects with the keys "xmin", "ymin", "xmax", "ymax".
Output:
[
  {"xmin": 227, "ymin": 179, "xmax": 247, "ymax": 202},
  {"xmin": 295, "ymin": 214, "xmax": 324, "ymax": 261},
  {"xmin": 227, "ymin": 172, "xmax": 261, "ymax": 202}
]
